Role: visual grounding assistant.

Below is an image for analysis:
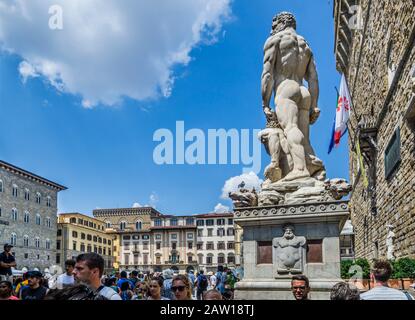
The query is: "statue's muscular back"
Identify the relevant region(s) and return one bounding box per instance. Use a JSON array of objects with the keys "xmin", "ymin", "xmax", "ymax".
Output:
[{"xmin": 266, "ymin": 28, "xmax": 312, "ymax": 91}]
